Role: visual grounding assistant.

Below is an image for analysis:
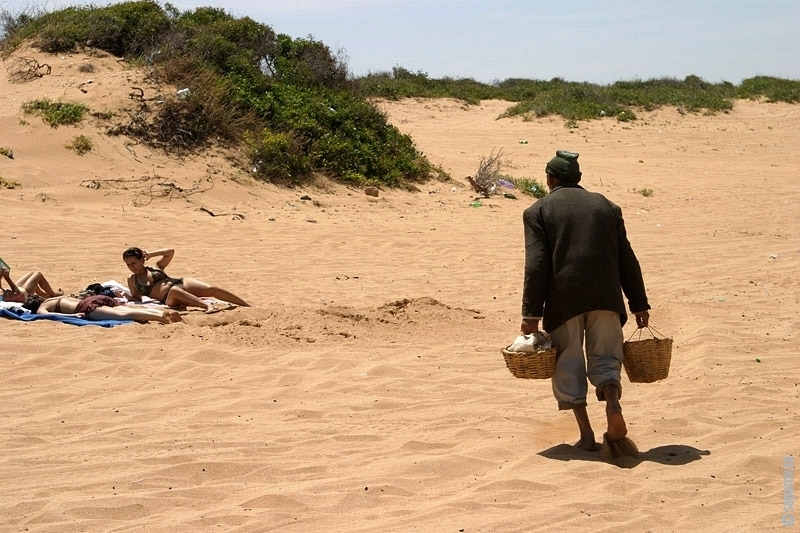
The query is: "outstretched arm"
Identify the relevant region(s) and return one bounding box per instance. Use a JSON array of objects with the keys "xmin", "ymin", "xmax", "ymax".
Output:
[{"xmin": 36, "ymin": 306, "xmax": 82, "ymax": 317}]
